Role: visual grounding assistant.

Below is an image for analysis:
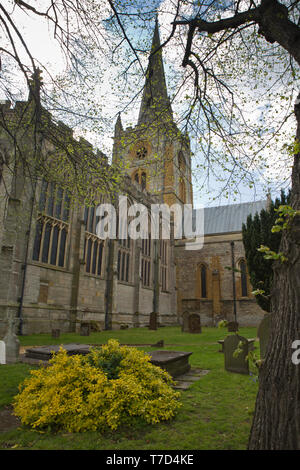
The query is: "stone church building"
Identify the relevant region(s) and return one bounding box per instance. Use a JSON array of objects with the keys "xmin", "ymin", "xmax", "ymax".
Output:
[{"xmin": 0, "ymin": 20, "xmax": 266, "ymax": 336}]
